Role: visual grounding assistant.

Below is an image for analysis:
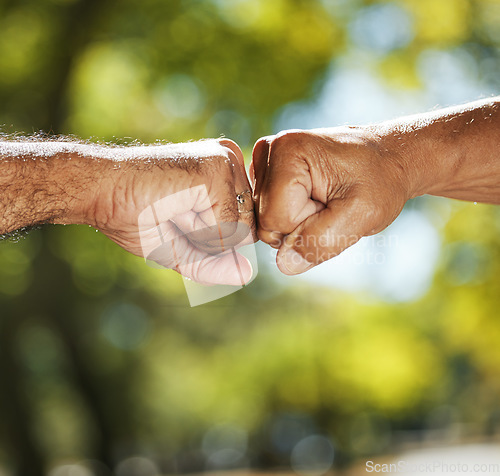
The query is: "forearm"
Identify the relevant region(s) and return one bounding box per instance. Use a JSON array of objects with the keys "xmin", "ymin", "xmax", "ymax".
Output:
[
  {"xmin": 376, "ymin": 97, "xmax": 500, "ymax": 204},
  {"xmin": 0, "ymin": 139, "xmax": 235, "ymax": 236},
  {"xmin": 0, "ymin": 140, "xmax": 107, "ymax": 235}
]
